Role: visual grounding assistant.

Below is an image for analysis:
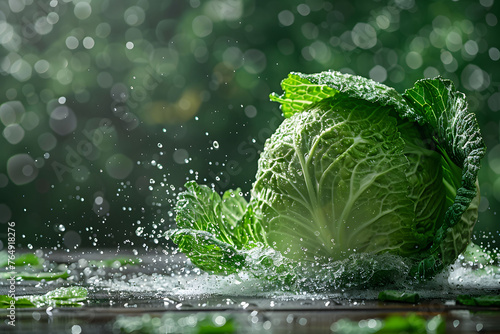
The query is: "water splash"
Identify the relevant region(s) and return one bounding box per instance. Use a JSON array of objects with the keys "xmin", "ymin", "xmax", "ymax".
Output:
[{"xmin": 92, "ymin": 241, "xmax": 500, "ymax": 302}]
